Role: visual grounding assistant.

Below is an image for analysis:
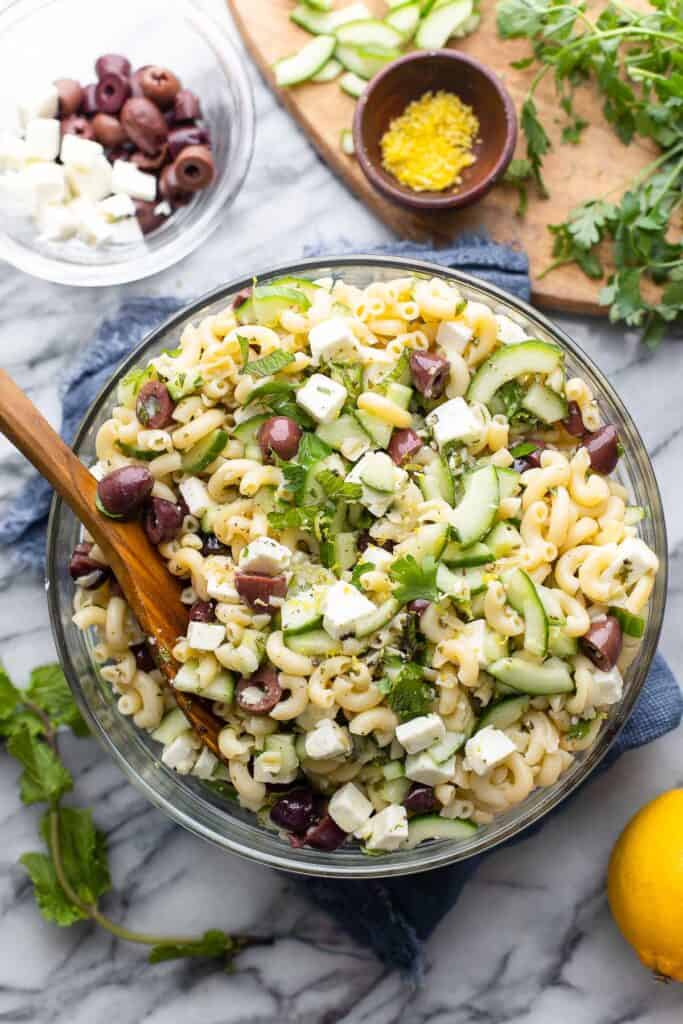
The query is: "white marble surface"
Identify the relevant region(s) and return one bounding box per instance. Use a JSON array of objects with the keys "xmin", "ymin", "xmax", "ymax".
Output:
[{"xmin": 0, "ymin": 3, "xmax": 682, "ymax": 1021}]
